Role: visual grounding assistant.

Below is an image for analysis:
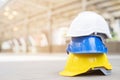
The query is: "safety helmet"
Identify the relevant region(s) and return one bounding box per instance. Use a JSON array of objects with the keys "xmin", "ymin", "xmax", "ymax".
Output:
[
  {"xmin": 67, "ymin": 11, "xmax": 111, "ymax": 39},
  {"xmin": 67, "ymin": 36, "xmax": 108, "ymax": 54},
  {"xmin": 59, "ymin": 53, "xmax": 112, "ymax": 76}
]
